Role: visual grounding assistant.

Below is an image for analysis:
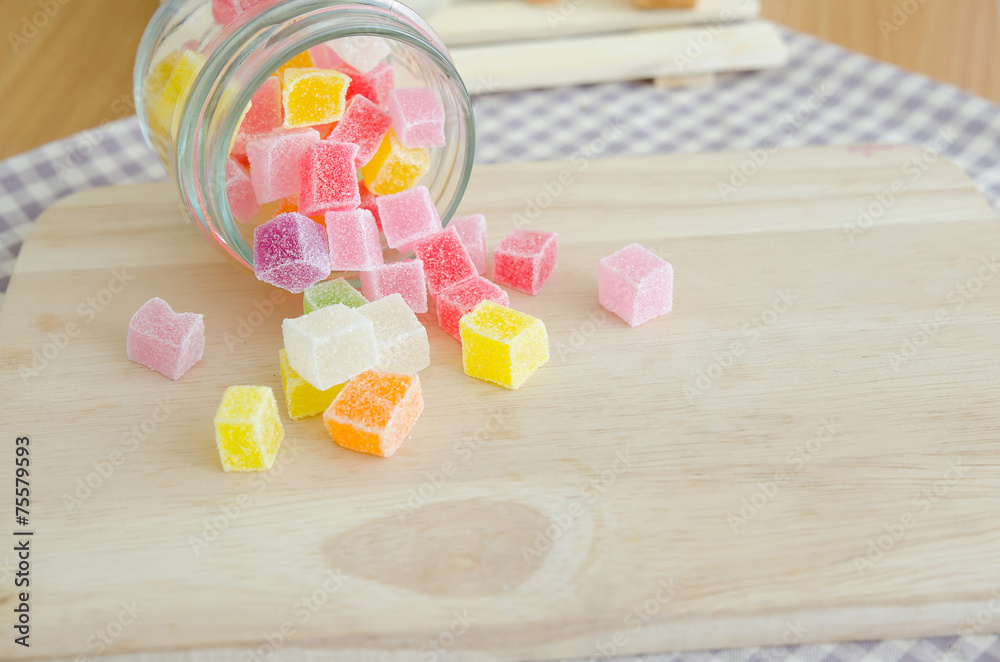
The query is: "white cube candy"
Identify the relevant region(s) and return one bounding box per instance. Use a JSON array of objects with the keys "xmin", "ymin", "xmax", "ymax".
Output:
[
  {"xmin": 356, "ymin": 293, "xmax": 430, "ymax": 375},
  {"xmin": 281, "ymin": 305, "xmax": 379, "ymax": 390},
  {"xmin": 331, "ymin": 36, "xmax": 391, "ymax": 73}
]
